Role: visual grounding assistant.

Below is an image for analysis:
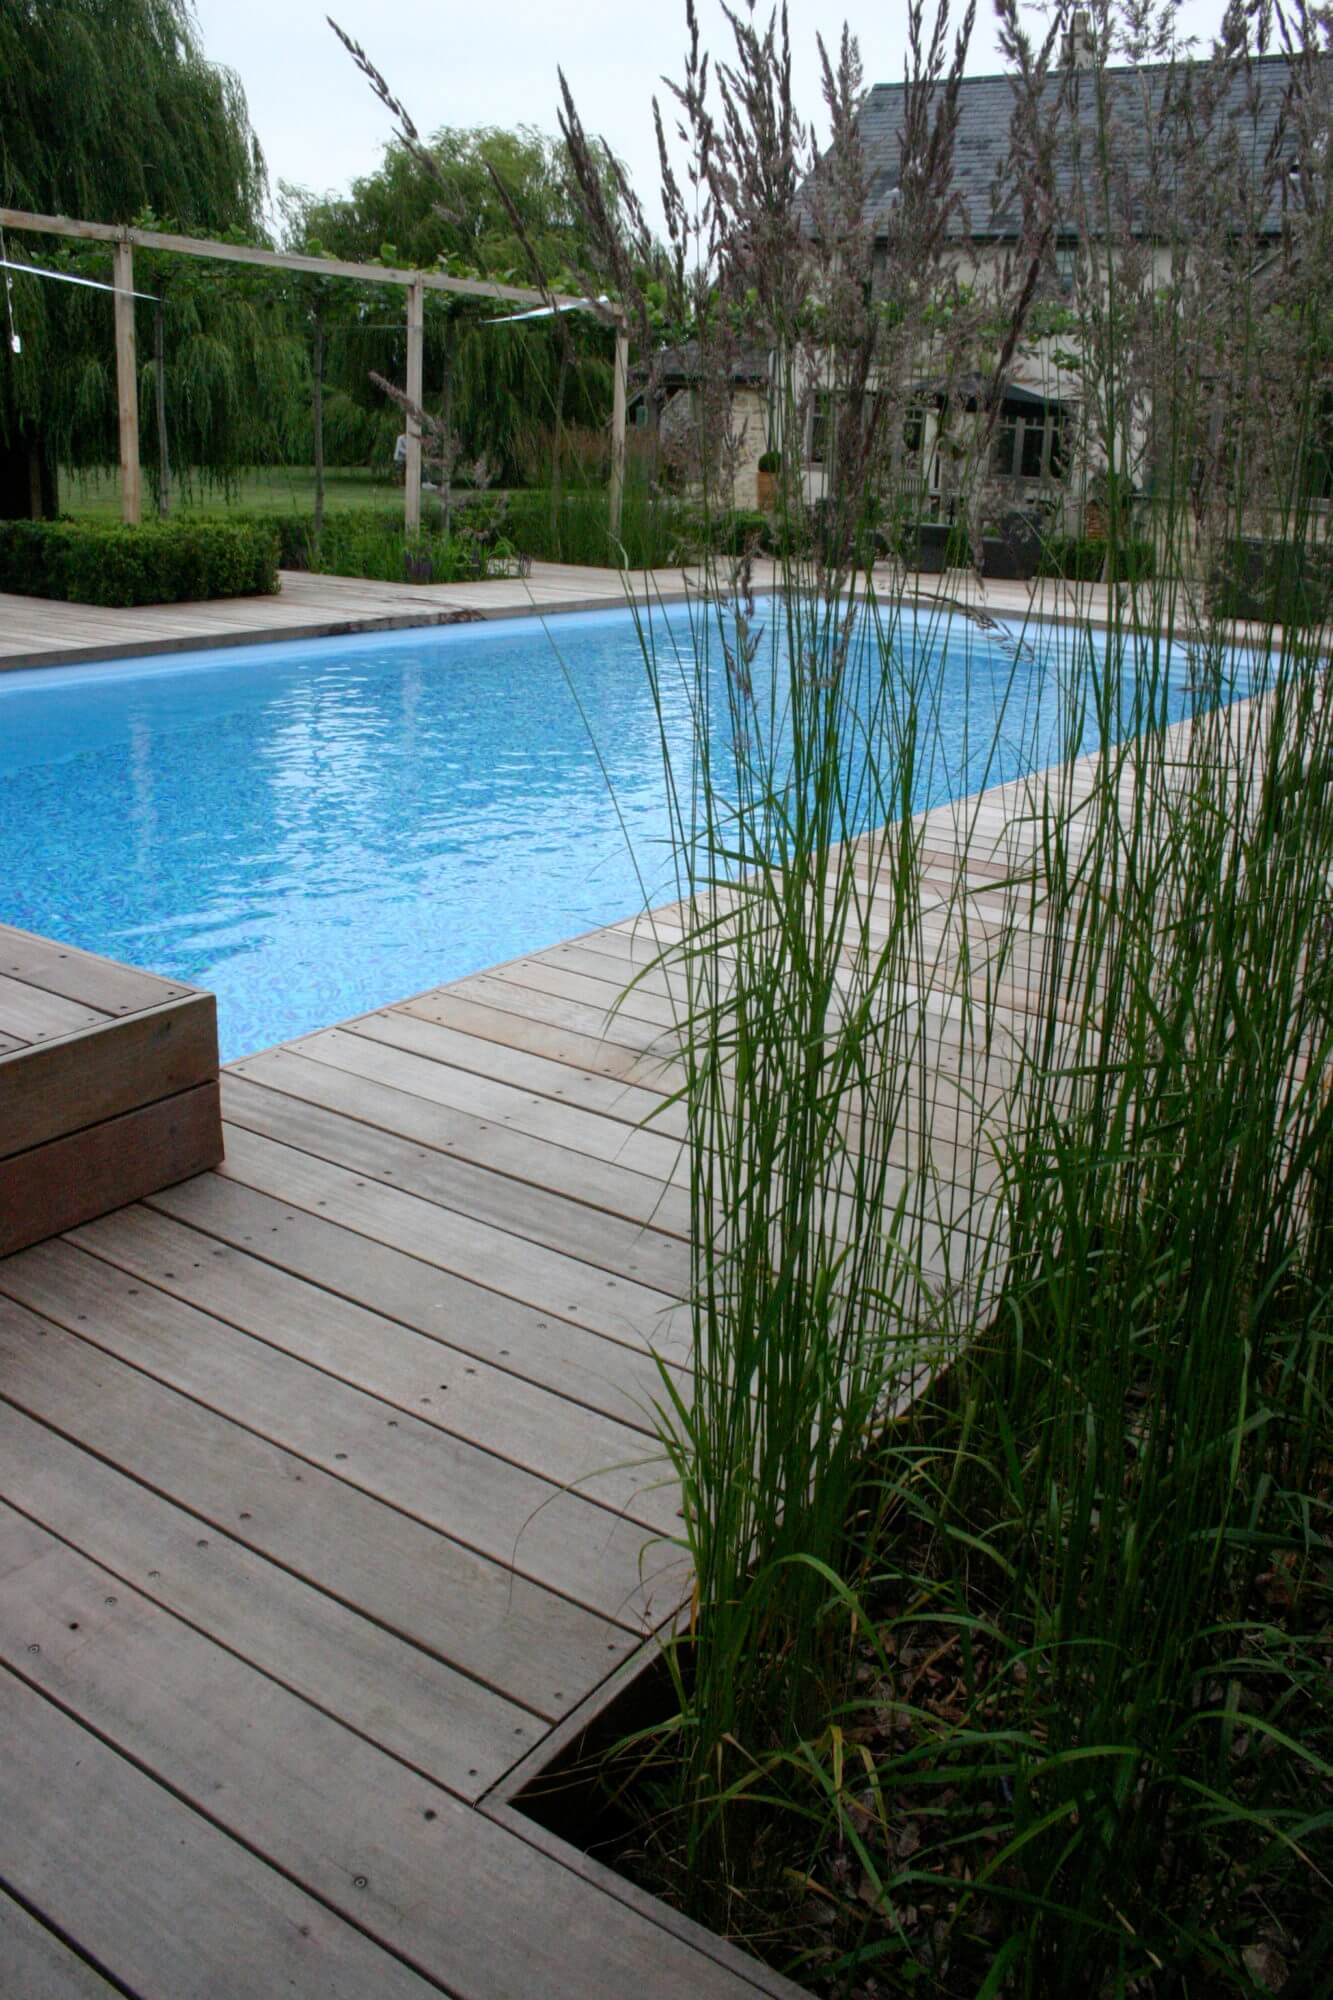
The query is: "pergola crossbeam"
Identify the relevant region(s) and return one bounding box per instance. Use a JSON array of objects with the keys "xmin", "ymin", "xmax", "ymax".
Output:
[{"xmin": 0, "ymin": 207, "xmax": 601, "ymax": 312}]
